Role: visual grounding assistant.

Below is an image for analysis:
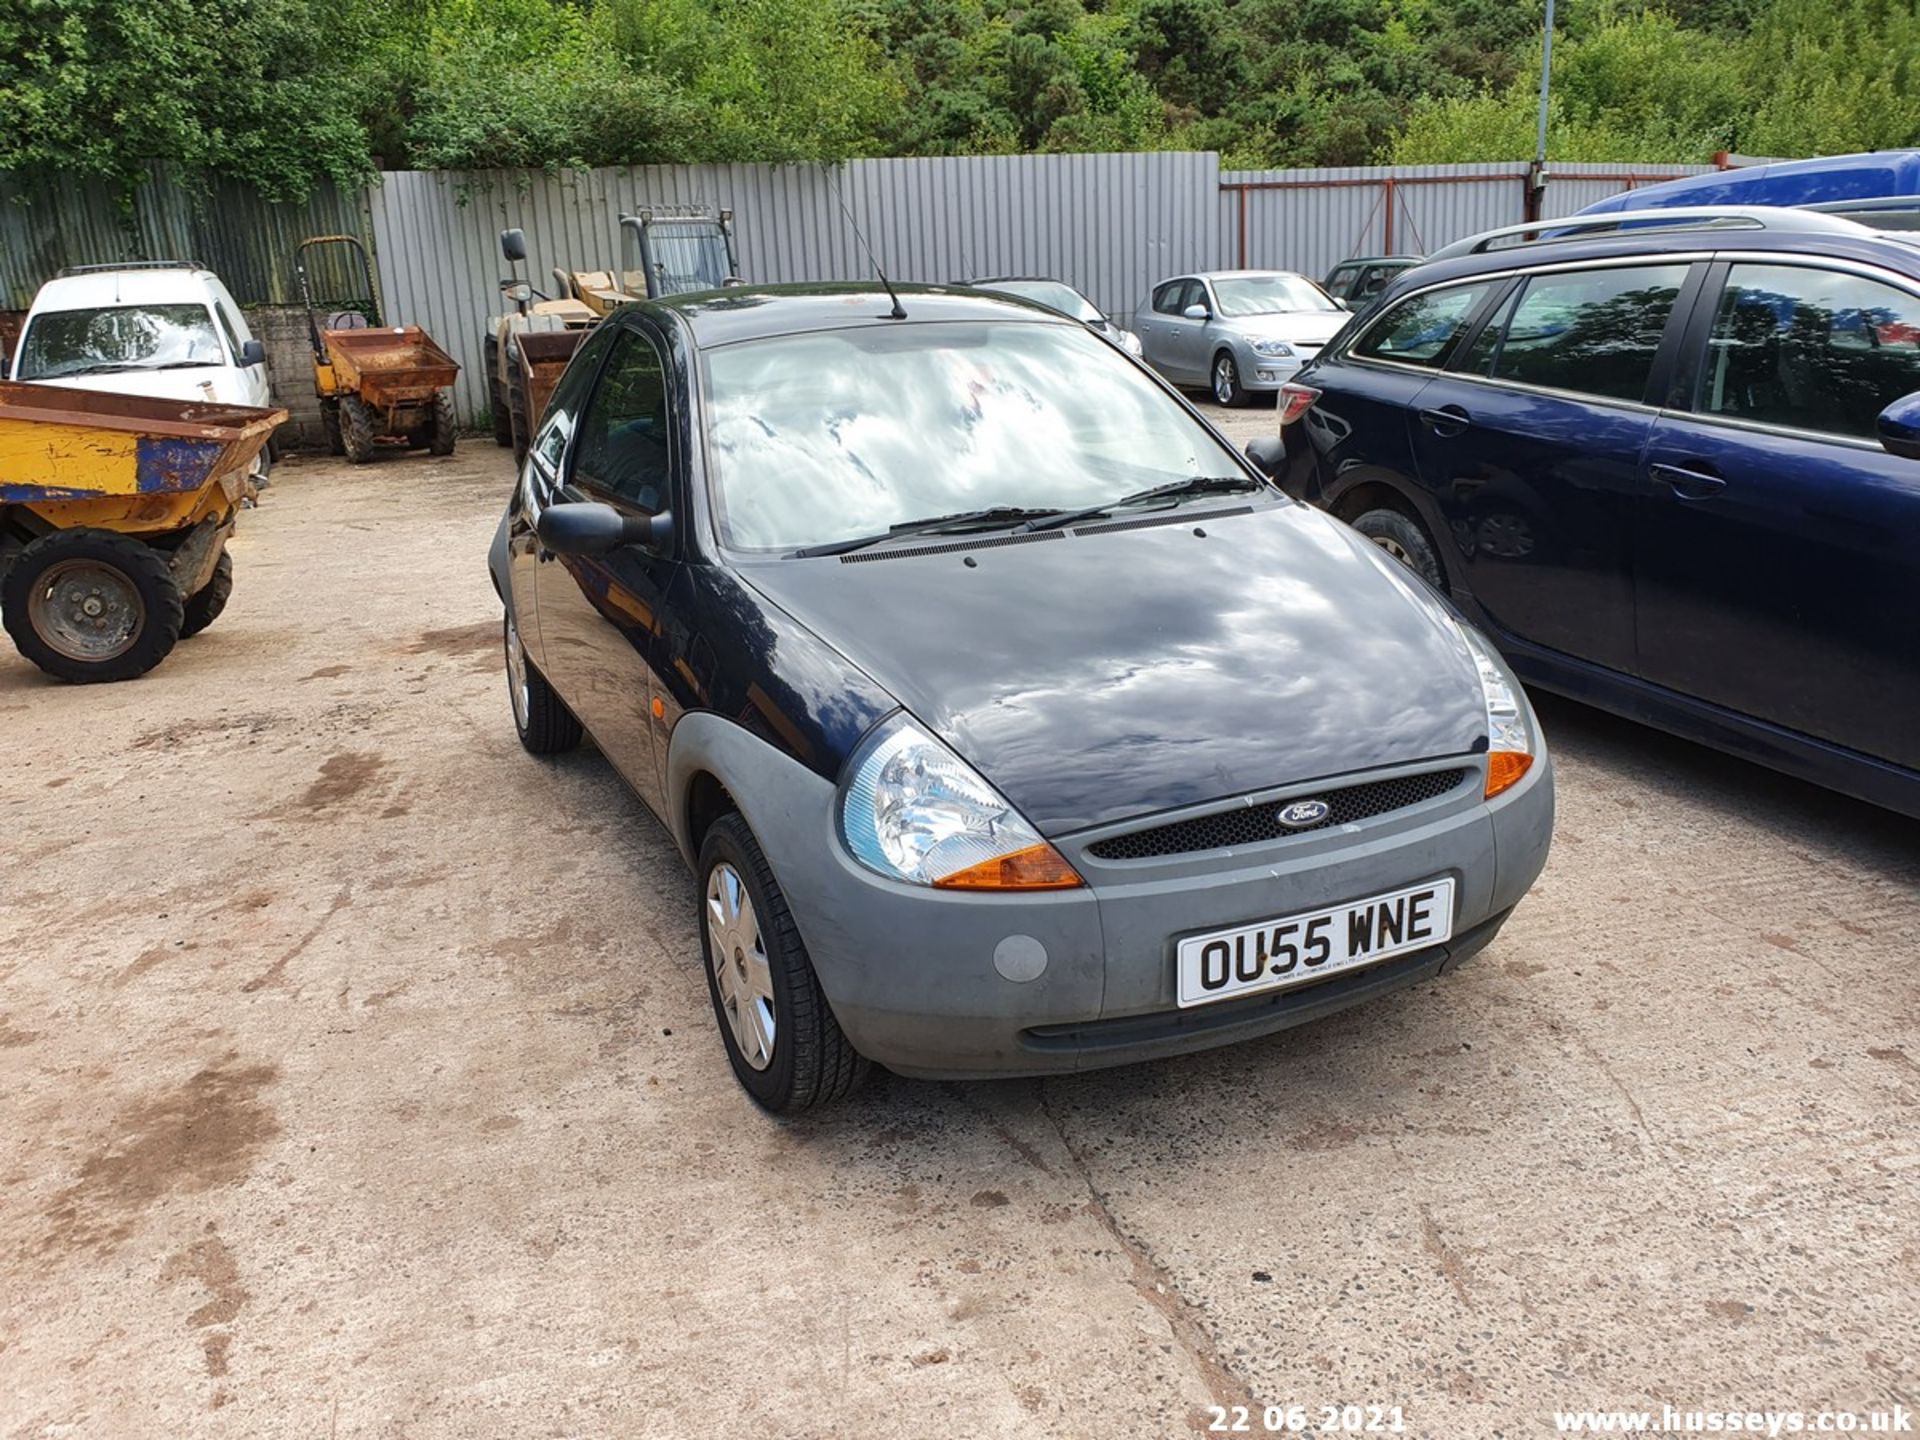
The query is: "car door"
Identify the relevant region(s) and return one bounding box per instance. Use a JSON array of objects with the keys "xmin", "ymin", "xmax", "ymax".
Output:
[
  {"xmin": 1293, "ymin": 276, "xmax": 1504, "ymax": 547},
  {"xmin": 1166, "ymin": 278, "xmax": 1220, "ymax": 381},
  {"xmin": 513, "ymin": 322, "xmax": 619, "ymax": 678},
  {"xmin": 1634, "ymin": 257, "xmax": 1920, "ymax": 769},
  {"xmin": 1407, "ymin": 260, "xmax": 1700, "ymax": 674},
  {"xmin": 1139, "ymin": 280, "xmax": 1197, "ymax": 381},
  {"xmin": 532, "ymin": 320, "xmax": 681, "ymax": 817}
]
